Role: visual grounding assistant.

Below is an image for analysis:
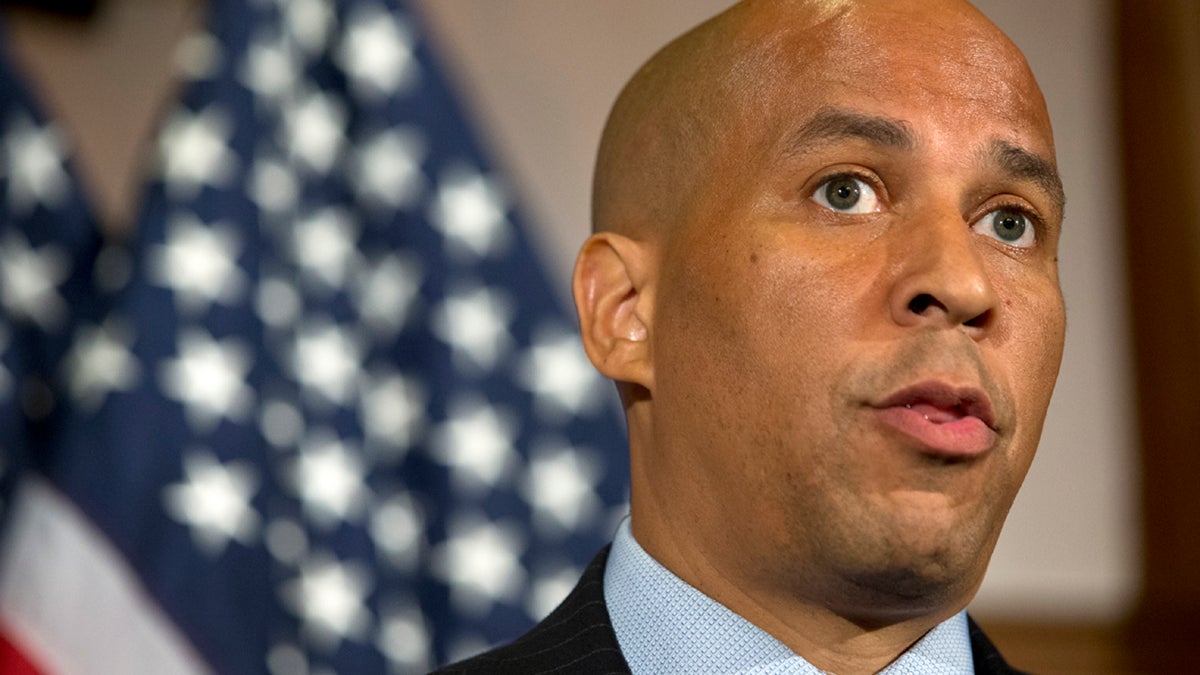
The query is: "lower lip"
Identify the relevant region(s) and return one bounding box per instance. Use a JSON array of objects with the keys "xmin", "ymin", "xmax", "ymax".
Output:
[{"xmin": 874, "ymin": 406, "xmax": 996, "ymax": 457}]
